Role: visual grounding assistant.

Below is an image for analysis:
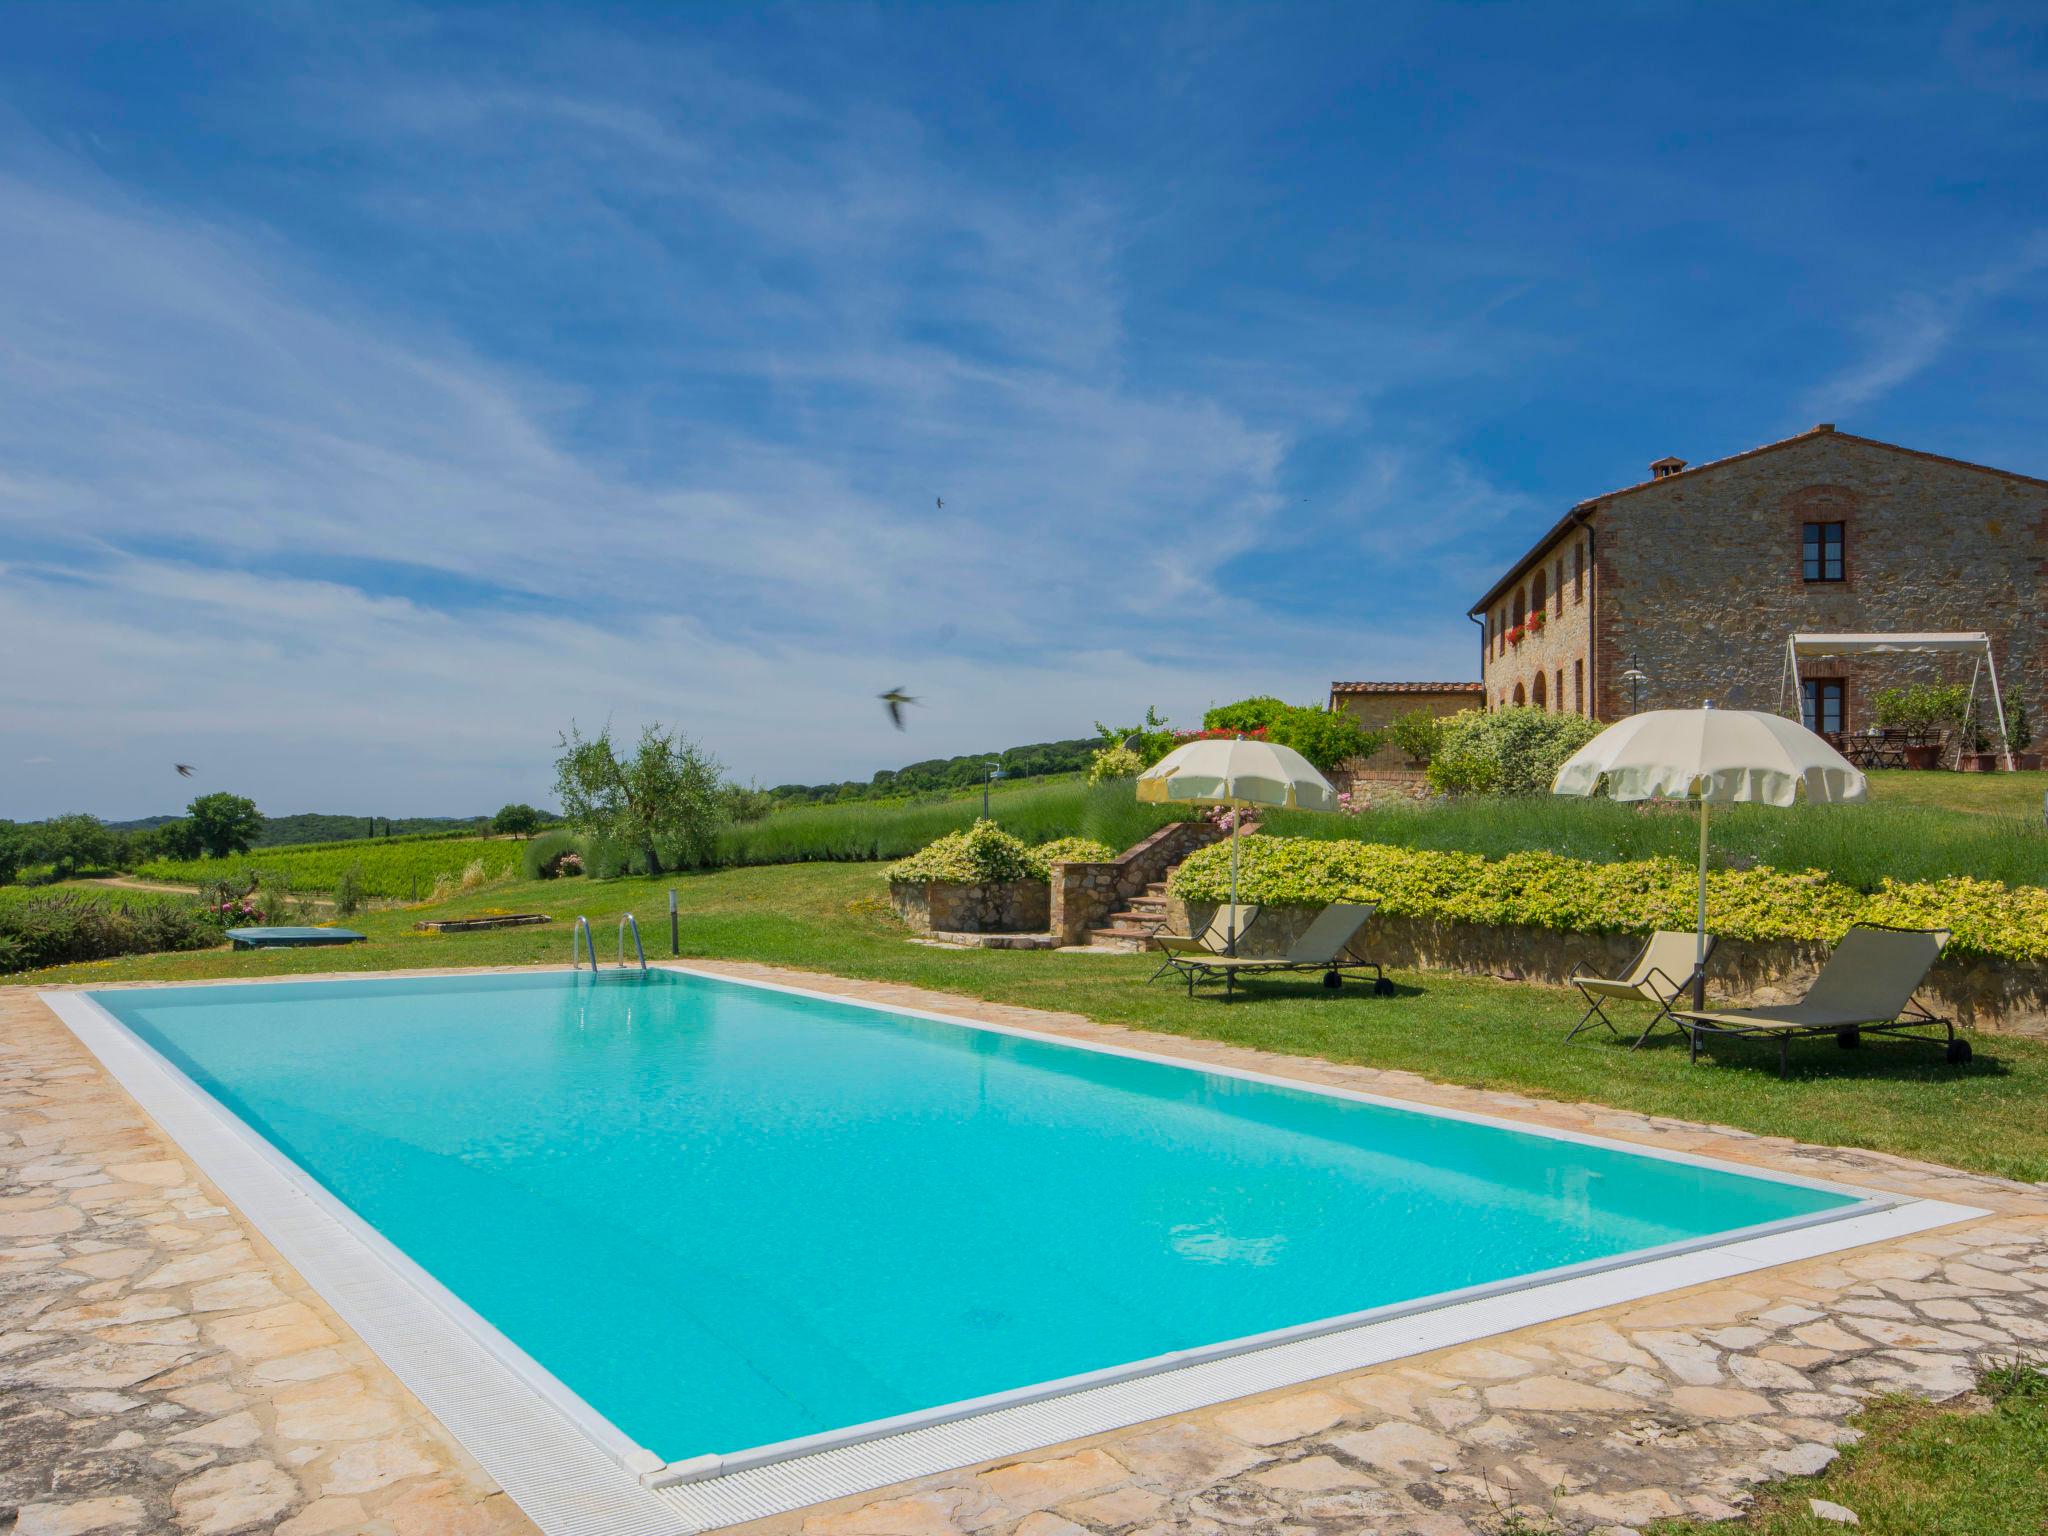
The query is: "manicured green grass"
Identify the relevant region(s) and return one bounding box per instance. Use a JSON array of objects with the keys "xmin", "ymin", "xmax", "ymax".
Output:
[
  {"xmin": 1863, "ymin": 767, "xmax": 2048, "ymax": 818},
  {"xmin": 18, "ymin": 862, "xmax": 2048, "ymax": 1183},
  {"xmin": 1655, "ymin": 1364, "xmax": 2048, "ymax": 1536}
]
